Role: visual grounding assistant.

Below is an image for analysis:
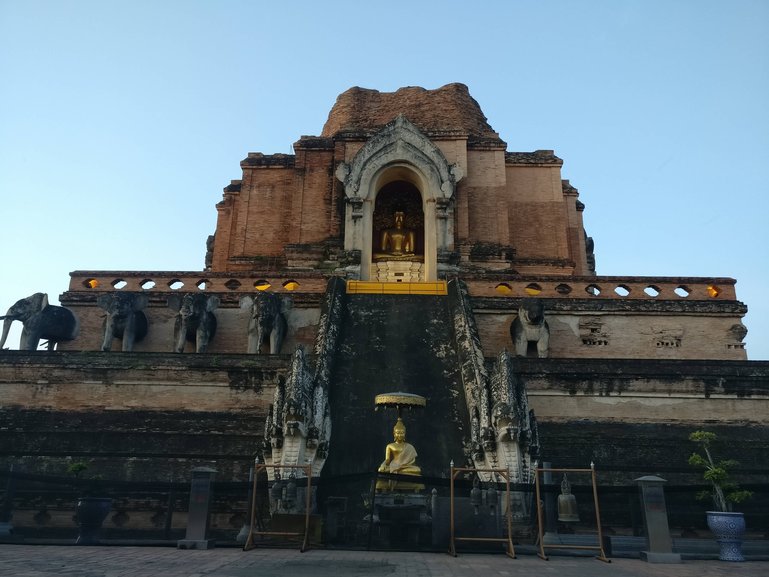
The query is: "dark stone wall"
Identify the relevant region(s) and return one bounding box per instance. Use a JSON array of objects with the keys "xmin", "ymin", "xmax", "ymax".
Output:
[
  {"xmin": 508, "ymin": 358, "xmax": 769, "ymax": 485},
  {"xmin": 0, "ymin": 351, "xmax": 292, "ymax": 482},
  {"xmin": 0, "ymin": 408, "xmax": 262, "ymax": 481},
  {"xmin": 322, "ymin": 293, "xmax": 471, "ymax": 480},
  {"xmin": 537, "ymin": 422, "xmax": 769, "ymax": 484}
]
